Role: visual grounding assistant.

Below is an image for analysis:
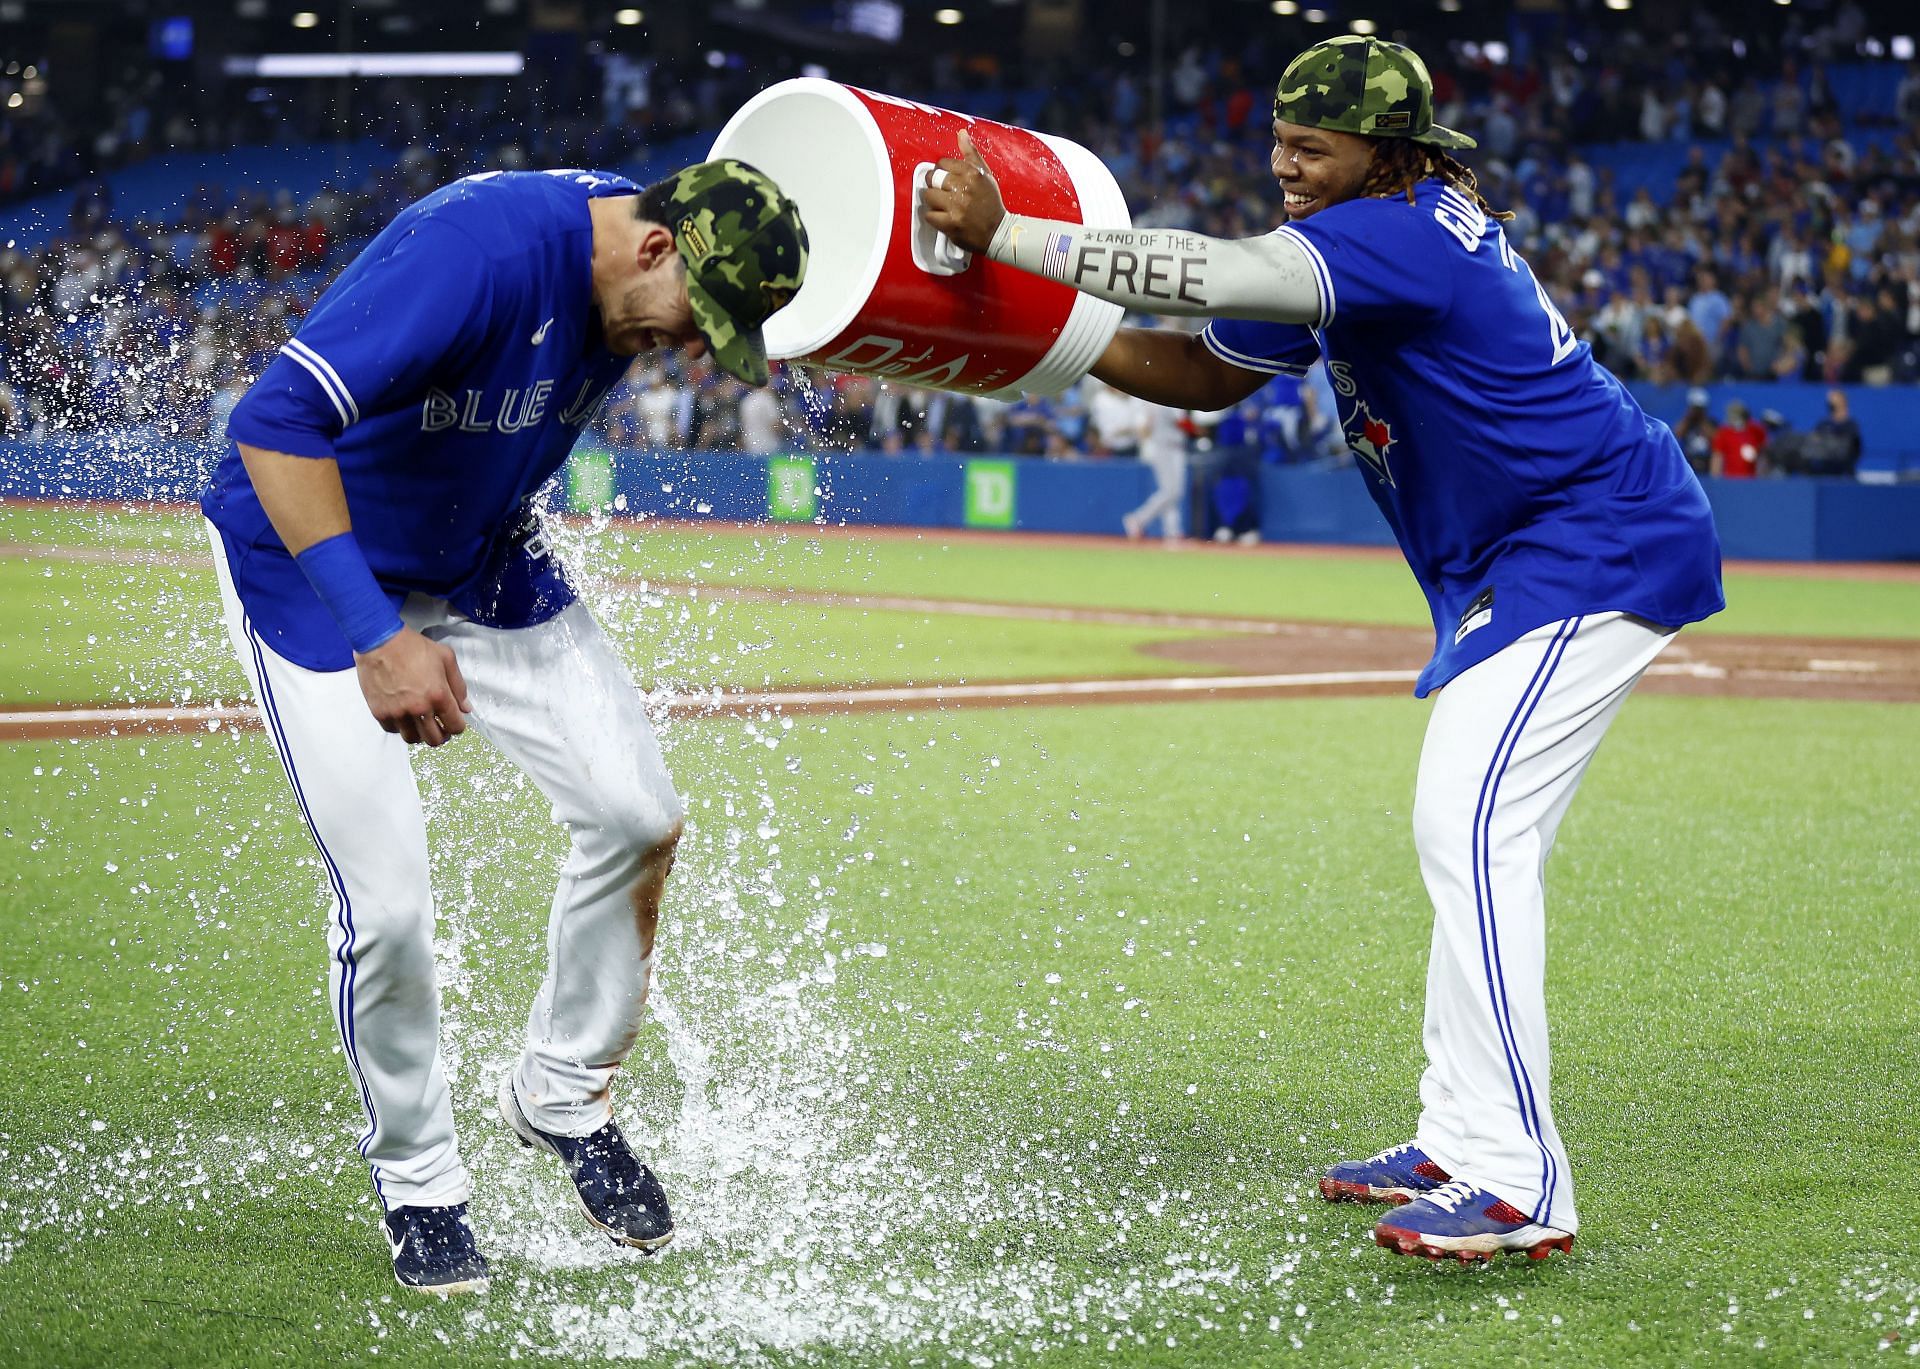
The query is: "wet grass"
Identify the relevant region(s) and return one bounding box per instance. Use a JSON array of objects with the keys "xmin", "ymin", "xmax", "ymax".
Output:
[
  {"xmin": 2, "ymin": 503, "xmax": 1916, "ymax": 1362},
  {"xmin": 1, "ymin": 692, "xmax": 1915, "ymax": 1365},
  {"xmin": 0, "ymin": 522, "xmax": 1228, "ymax": 705},
  {"xmin": 6, "ymin": 501, "xmax": 1918, "ymax": 648}
]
